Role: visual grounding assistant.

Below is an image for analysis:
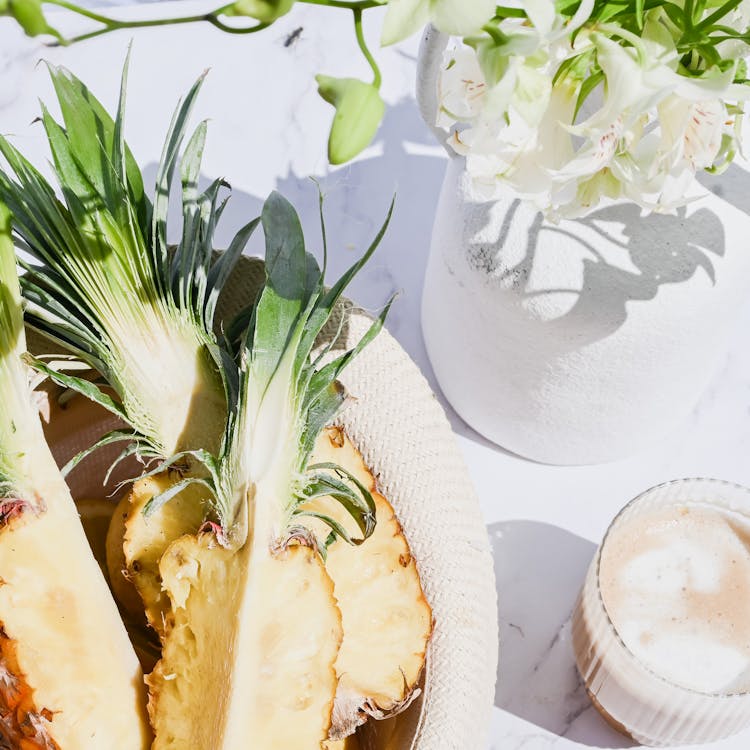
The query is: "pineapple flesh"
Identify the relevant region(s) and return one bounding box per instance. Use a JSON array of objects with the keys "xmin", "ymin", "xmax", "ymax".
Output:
[
  {"xmin": 304, "ymin": 428, "xmax": 432, "ymax": 739},
  {"xmin": 0, "ymin": 453, "xmax": 151, "ymax": 749},
  {"xmin": 110, "ymin": 425, "xmax": 432, "ymax": 743},
  {"xmin": 107, "ymin": 475, "xmax": 207, "ymax": 634},
  {"xmin": 0, "ymin": 202, "xmax": 150, "ymax": 749},
  {"xmin": 147, "ymin": 527, "xmax": 342, "ymax": 749}
]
